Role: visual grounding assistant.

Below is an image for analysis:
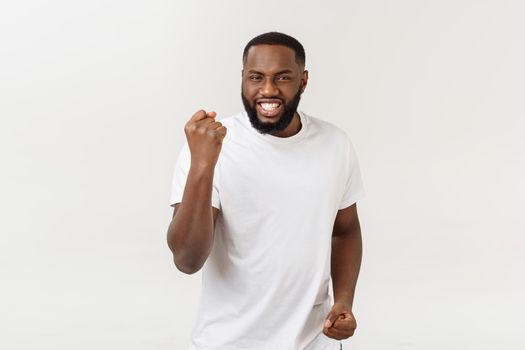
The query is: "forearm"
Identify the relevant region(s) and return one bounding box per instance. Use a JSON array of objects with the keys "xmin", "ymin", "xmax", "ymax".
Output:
[
  {"xmin": 331, "ymin": 227, "xmax": 362, "ymax": 309},
  {"xmin": 167, "ymin": 164, "xmax": 215, "ymax": 273}
]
